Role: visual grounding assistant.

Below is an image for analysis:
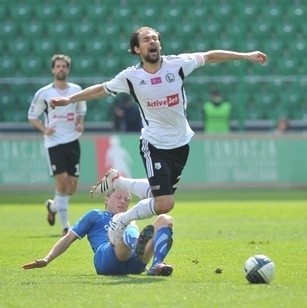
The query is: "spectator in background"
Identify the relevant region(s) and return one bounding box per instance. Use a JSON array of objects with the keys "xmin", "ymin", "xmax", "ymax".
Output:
[
  {"xmin": 203, "ymin": 90, "xmax": 232, "ymax": 133},
  {"xmin": 275, "ymin": 117, "xmax": 289, "ymax": 134},
  {"xmin": 108, "ymin": 95, "xmax": 125, "ymax": 131},
  {"xmin": 121, "ymin": 94, "xmax": 143, "ymax": 132},
  {"xmin": 109, "ymin": 93, "xmax": 142, "ymax": 132},
  {"xmin": 28, "ymin": 54, "xmax": 87, "ymax": 237}
]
